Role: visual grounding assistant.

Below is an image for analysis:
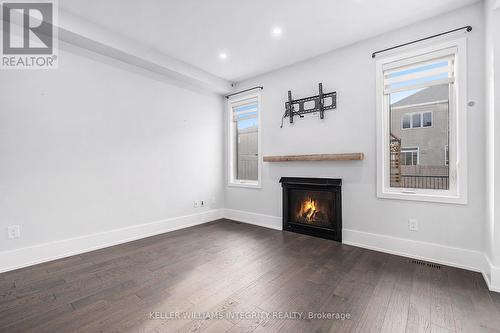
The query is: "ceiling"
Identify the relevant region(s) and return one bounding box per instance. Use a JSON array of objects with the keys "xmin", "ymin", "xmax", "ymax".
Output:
[{"xmin": 60, "ymin": 0, "xmax": 478, "ymax": 82}]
